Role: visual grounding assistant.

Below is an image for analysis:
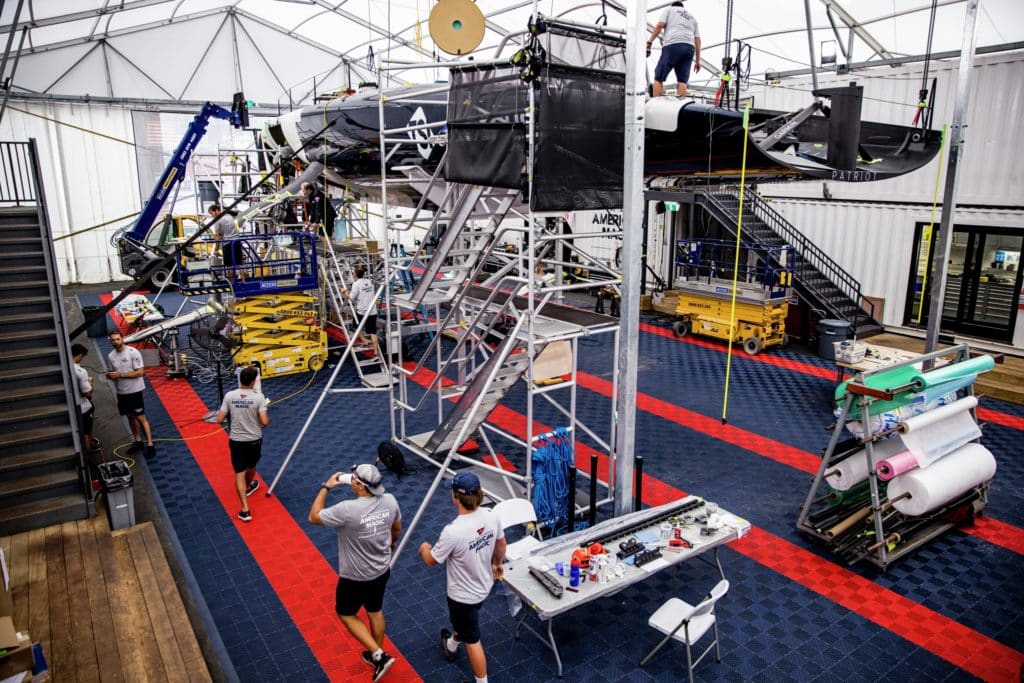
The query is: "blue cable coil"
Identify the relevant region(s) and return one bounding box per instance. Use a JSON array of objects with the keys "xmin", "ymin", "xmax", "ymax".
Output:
[{"xmin": 532, "ymin": 427, "xmax": 574, "ymax": 536}]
